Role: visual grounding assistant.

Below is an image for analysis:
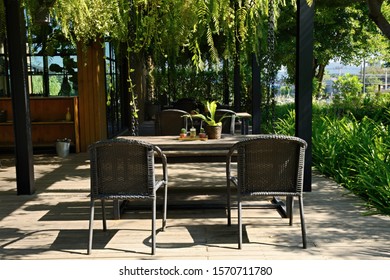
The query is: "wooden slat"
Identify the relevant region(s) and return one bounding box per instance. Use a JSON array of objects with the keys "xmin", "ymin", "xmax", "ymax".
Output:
[
  {"xmin": 1, "ymin": 154, "xmax": 390, "ymax": 260},
  {"xmin": 77, "ymin": 41, "xmax": 107, "ymax": 152}
]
